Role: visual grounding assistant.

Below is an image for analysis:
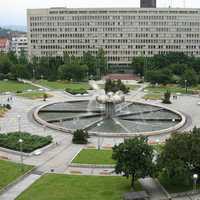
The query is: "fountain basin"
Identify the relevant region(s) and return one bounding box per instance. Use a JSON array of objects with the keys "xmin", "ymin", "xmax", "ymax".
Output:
[{"xmin": 33, "ymin": 100, "xmax": 186, "ymax": 137}]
